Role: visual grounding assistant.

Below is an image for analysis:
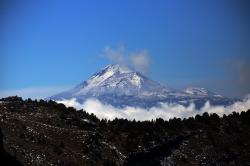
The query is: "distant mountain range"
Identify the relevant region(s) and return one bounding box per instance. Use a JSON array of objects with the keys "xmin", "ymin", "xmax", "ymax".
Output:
[{"xmin": 48, "ymin": 64, "xmax": 236, "ymax": 108}]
